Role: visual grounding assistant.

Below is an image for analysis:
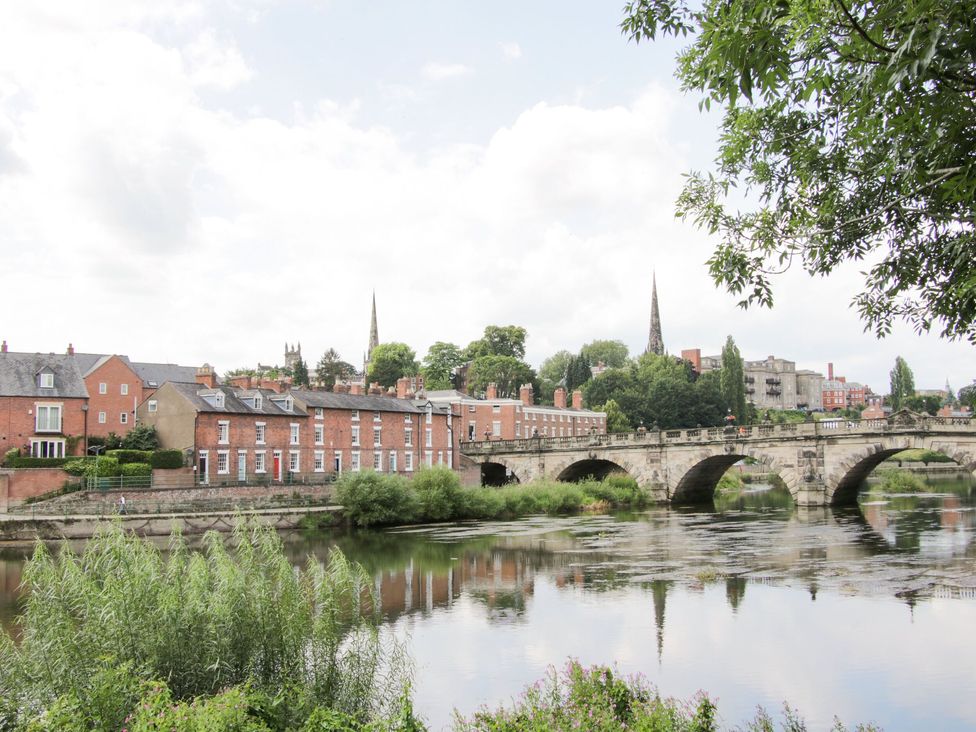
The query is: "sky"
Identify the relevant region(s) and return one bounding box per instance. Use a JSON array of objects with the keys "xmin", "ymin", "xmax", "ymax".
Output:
[{"xmin": 0, "ymin": 1, "xmax": 972, "ymax": 394}]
